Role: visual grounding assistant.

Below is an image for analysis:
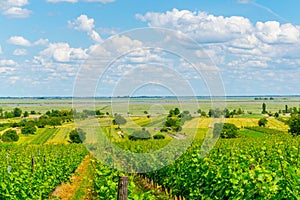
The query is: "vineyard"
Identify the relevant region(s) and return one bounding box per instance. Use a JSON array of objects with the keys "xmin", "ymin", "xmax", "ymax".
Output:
[
  {"xmin": 0, "ymin": 98, "xmax": 299, "ymax": 199},
  {"xmin": 84, "ymin": 132, "xmax": 299, "ymax": 199},
  {"xmin": 144, "ymin": 136, "xmax": 300, "ymax": 199},
  {"xmin": 0, "ymin": 144, "xmax": 87, "ymax": 199}
]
